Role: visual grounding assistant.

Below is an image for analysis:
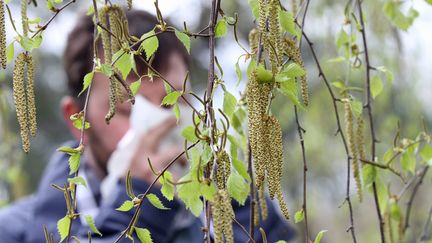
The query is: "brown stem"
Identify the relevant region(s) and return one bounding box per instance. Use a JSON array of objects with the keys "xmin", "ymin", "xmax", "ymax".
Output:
[{"xmin": 403, "ymin": 165, "xmax": 429, "ymax": 231}]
